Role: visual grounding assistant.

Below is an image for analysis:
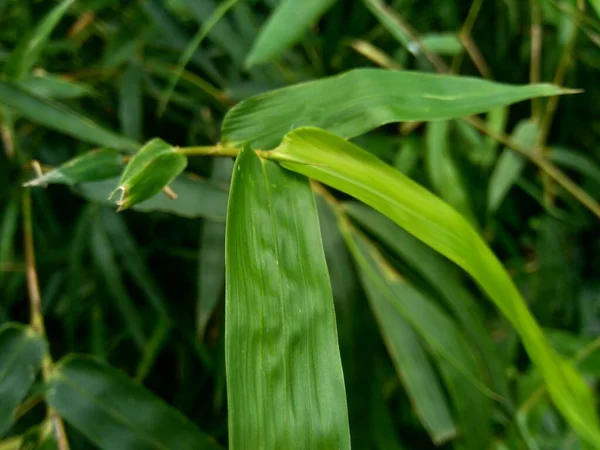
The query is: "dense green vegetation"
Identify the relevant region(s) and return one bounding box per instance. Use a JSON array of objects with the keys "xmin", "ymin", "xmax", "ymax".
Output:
[{"xmin": 1, "ymin": 0, "xmax": 600, "ymax": 449}]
